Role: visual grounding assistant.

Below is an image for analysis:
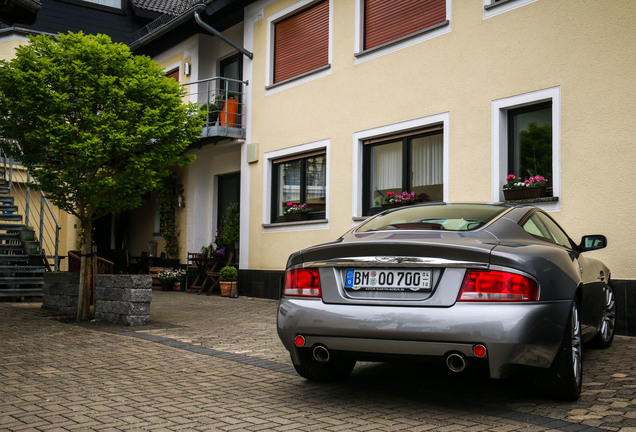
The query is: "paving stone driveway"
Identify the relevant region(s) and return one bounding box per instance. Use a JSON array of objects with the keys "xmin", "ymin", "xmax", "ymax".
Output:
[{"xmin": 1, "ymin": 291, "xmax": 635, "ymax": 432}]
